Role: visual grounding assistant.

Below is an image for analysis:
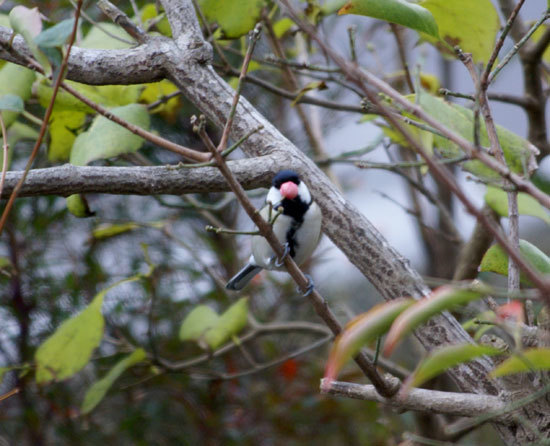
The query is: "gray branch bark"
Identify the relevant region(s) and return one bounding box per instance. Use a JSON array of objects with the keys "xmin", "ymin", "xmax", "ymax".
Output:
[
  {"xmin": 0, "ymin": 157, "xmax": 279, "ymax": 197},
  {"xmin": 321, "ymin": 379, "xmax": 509, "ymax": 421}
]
